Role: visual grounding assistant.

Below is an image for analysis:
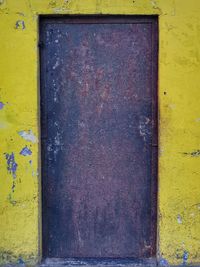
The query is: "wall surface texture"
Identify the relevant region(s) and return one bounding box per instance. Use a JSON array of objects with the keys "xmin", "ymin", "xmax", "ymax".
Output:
[{"xmin": 0, "ymin": 0, "xmax": 200, "ymax": 266}]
